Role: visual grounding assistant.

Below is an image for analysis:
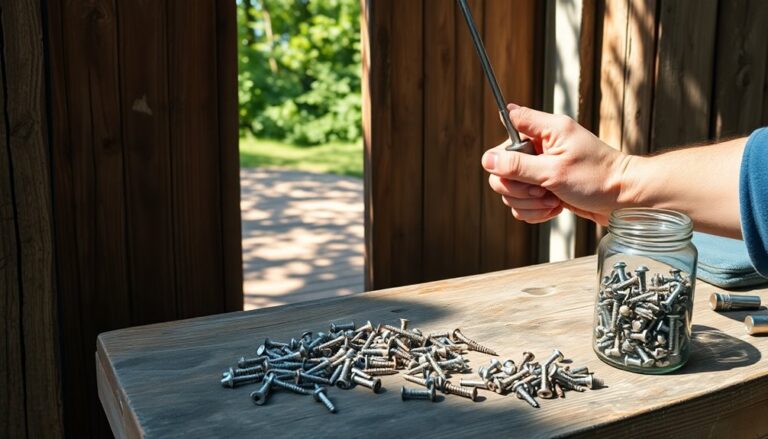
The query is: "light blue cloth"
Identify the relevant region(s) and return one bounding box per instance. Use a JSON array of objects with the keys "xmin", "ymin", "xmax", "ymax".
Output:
[
  {"xmin": 692, "ymin": 232, "xmax": 767, "ymax": 288},
  {"xmin": 740, "ymin": 127, "xmax": 768, "ymax": 279}
]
